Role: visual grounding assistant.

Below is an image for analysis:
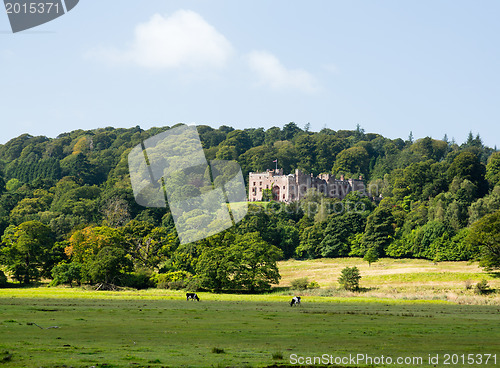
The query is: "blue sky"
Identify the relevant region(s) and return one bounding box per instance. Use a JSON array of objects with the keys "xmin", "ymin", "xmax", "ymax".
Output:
[{"xmin": 1, "ymin": 1, "xmax": 499, "ymax": 147}]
